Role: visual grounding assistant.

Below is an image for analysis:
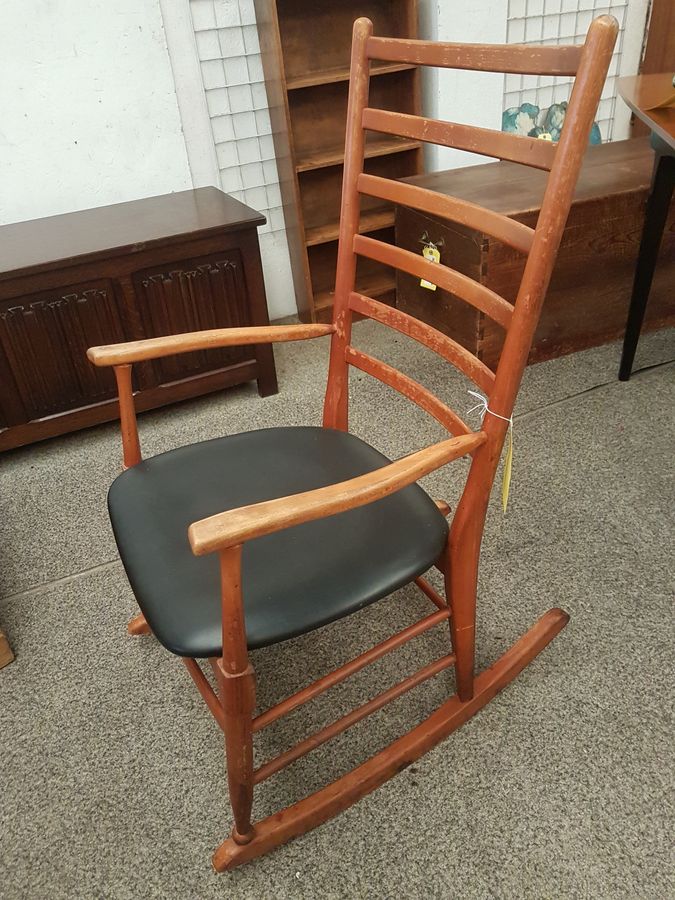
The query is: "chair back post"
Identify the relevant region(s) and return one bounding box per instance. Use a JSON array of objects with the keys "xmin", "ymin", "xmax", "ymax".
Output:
[
  {"xmin": 323, "ymin": 17, "xmax": 373, "ymax": 431},
  {"xmin": 446, "ymin": 16, "xmax": 618, "ymax": 701},
  {"xmin": 488, "ymin": 14, "xmax": 619, "ymax": 428},
  {"xmin": 454, "ymin": 14, "xmax": 619, "ymax": 529}
]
